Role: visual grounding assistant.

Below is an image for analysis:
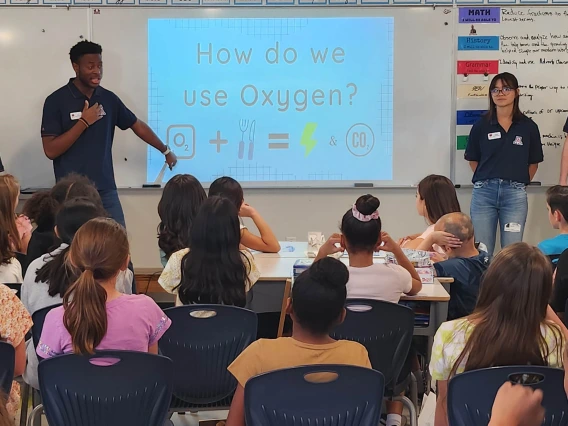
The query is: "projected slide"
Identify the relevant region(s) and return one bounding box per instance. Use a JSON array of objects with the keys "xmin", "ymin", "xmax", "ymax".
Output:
[{"xmin": 147, "ymin": 17, "xmax": 393, "ymax": 184}]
